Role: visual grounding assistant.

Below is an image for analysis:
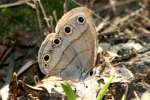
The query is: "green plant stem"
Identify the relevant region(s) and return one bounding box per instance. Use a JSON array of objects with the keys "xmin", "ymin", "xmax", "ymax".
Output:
[{"xmin": 96, "ymin": 75, "xmax": 114, "ymax": 100}]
